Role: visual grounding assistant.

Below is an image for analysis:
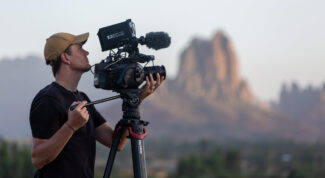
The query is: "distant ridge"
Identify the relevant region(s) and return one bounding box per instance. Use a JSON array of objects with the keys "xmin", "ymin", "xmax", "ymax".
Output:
[
  {"xmin": 0, "ymin": 56, "xmax": 113, "ymax": 138},
  {"xmin": 275, "ymin": 82, "xmax": 325, "ymax": 140}
]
